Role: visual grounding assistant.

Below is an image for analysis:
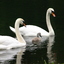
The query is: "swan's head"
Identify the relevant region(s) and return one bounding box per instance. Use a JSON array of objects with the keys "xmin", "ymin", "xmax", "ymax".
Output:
[
  {"xmin": 47, "ymin": 8, "xmax": 56, "ymax": 17},
  {"xmin": 37, "ymin": 33, "xmax": 42, "ymax": 37},
  {"xmin": 16, "ymin": 18, "xmax": 26, "ymax": 26}
]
